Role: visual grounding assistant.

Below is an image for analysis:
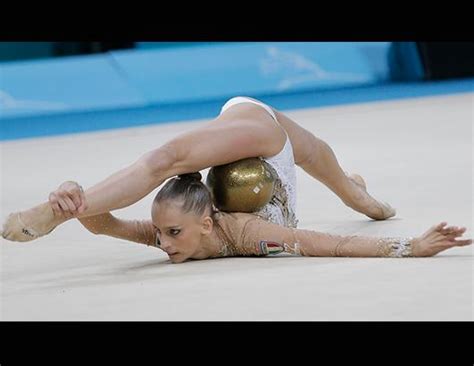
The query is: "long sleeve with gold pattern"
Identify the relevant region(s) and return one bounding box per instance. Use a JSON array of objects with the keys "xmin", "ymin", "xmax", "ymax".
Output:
[
  {"xmin": 219, "ymin": 213, "xmax": 414, "ymax": 258},
  {"xmin": 78, "ymin": 213, "xmax": 158, "ymax": 247}
]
